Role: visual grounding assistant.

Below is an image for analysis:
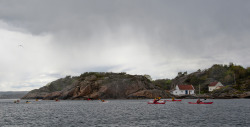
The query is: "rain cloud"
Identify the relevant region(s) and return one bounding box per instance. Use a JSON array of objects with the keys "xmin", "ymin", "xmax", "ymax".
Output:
[{"xmin": 0, "ymin": 0, "xmax": 250, "ymax": 91}]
